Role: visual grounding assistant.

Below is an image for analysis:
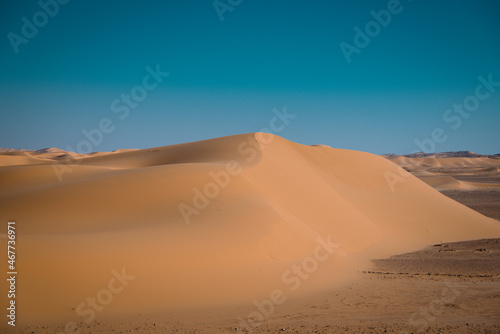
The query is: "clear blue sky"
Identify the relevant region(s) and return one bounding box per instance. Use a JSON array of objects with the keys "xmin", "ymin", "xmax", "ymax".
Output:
[{"xmin": 1, "ymin": 0, "xmax": 499, "ymax": 154}]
